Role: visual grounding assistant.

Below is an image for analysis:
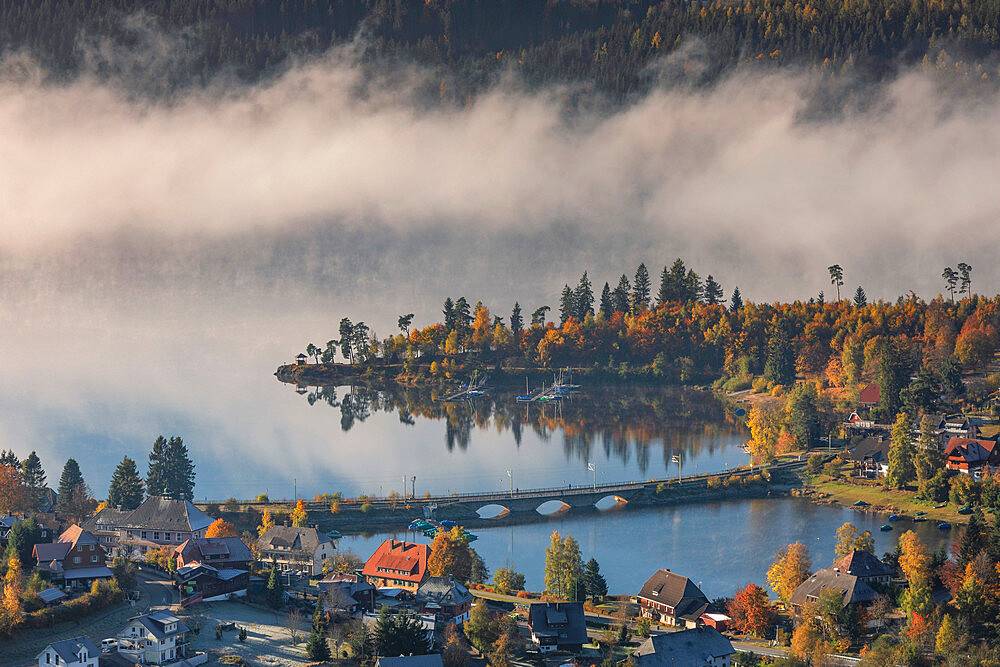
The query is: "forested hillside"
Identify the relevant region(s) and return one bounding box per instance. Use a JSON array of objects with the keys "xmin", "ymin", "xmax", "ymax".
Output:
[{"xmin": 5, "ymin": 0, "xmax": 1000, "ymax": 94}]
